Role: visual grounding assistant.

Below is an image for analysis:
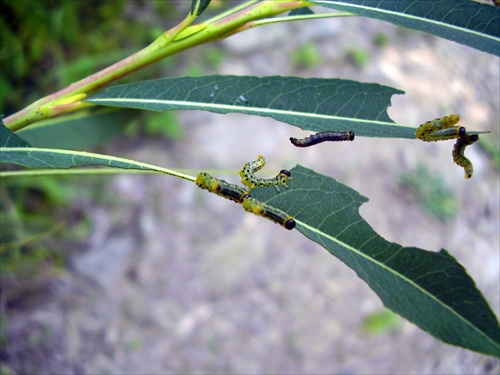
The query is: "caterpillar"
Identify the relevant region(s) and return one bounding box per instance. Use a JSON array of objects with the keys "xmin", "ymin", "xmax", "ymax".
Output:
[
  {"xmin": 239, "ymin": 155, "xmax": 292, "ymax": 192},
  {"xmin": 196, "ymin": 172, "xmax": 295, "ymax": 230},
  {"xmin": 452, "ymin": 133, "xmax": 479, "ymax": 179},
  {"xmin": 290, "ymin": 131, "xmax": 355, "ymax": 147},
  {"xmin": 242, "ymin": 196, "xmax": 296, "ymax": 230},
  {"xmin": 415, "ymin": 114, "xmax": 464, "ymax": 142},
  {"xmin": 196, "ymin": 172, "xmax": 249, "ymax": 203}
]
